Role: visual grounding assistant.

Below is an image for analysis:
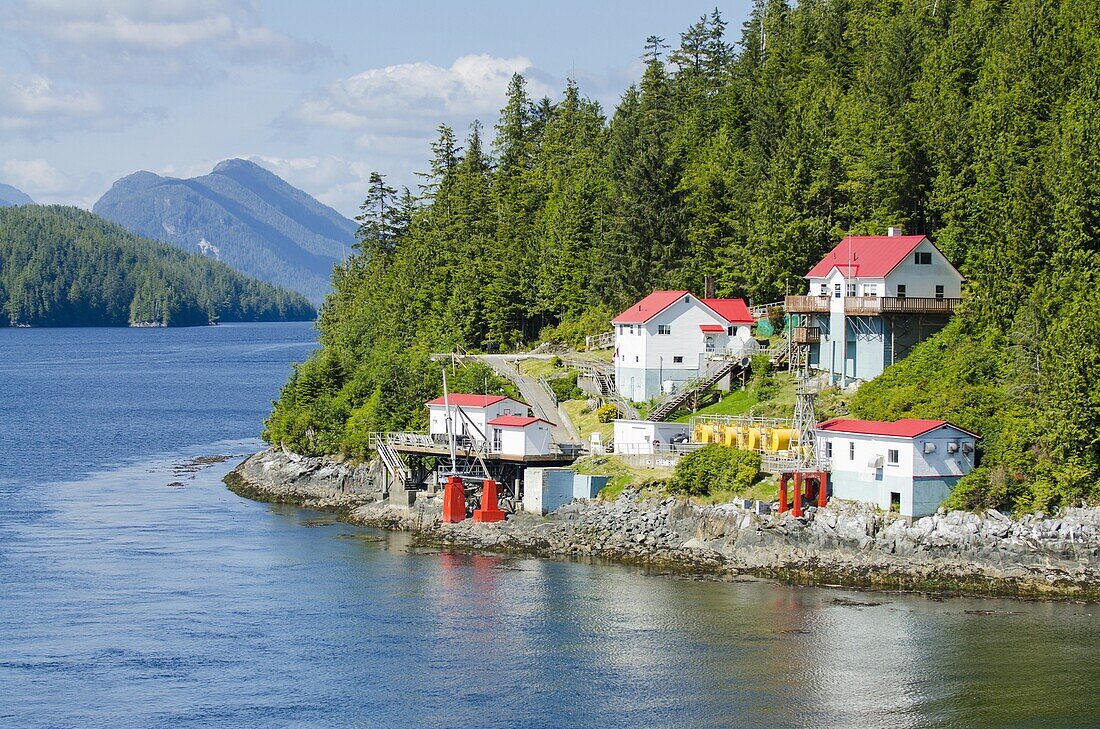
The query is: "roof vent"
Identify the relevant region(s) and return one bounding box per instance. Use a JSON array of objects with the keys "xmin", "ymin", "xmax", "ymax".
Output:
[{"xmin": 888, "ymin": 226, "xmax": 903, "ymax": 237}]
